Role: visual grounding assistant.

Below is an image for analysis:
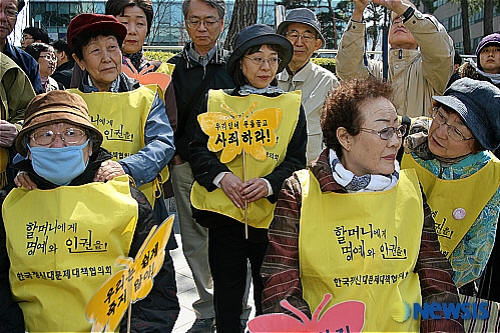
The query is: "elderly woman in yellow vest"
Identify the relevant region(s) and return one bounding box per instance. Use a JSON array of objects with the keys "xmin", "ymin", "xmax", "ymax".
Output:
[
  {"xmin": 189, "ymin": 24, "xmax": 307, "ymax": 332},
  {"xmin": 402, "ymin": 78, "xmax": 500, "ymax": 291},
  {"xmin": 12, "ymin": 13, "xmax": 180, "ymax": 330},
  {"xmin": 261, "ymin": 78, "xmax": 464, "ymax": 332},
  {"xmin": 68, "ymin": 0, "xmax": 177, "ymax": 130},
  {"xmin": 0, "ymin": 90, "xmax": 172, "ymax": 332},
  {"xmin": 16, "ymin": 14, "xmax": 175, "ymax": 208}
]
